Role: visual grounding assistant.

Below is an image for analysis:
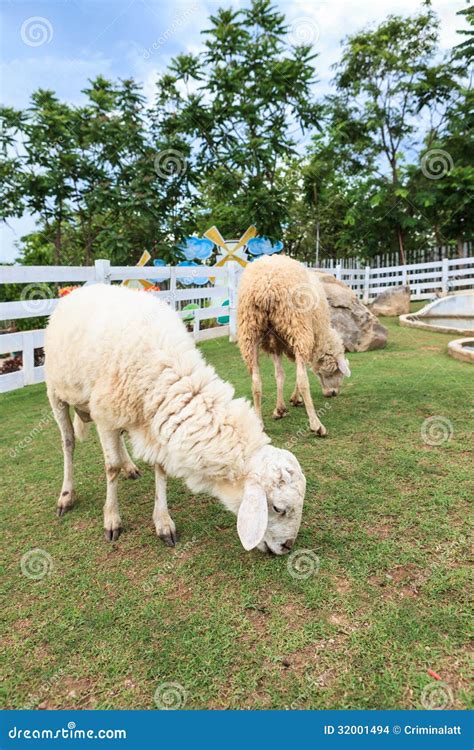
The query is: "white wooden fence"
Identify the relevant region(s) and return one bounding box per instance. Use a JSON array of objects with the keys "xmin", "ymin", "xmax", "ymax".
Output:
[
  {"xmin": 1, "ymin": 256, "xmax": 473, "ymax": 394},
  {"xmin": 318, "ymin": 241, "xmax": 472, "ymax": 269},
  {"xmin": 326, "ymin": 256, "xmax": 474, "ymax": 303},
  {"xmin": 0, "ymin": 260, "xmax": 238, "ymax": 394}
]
